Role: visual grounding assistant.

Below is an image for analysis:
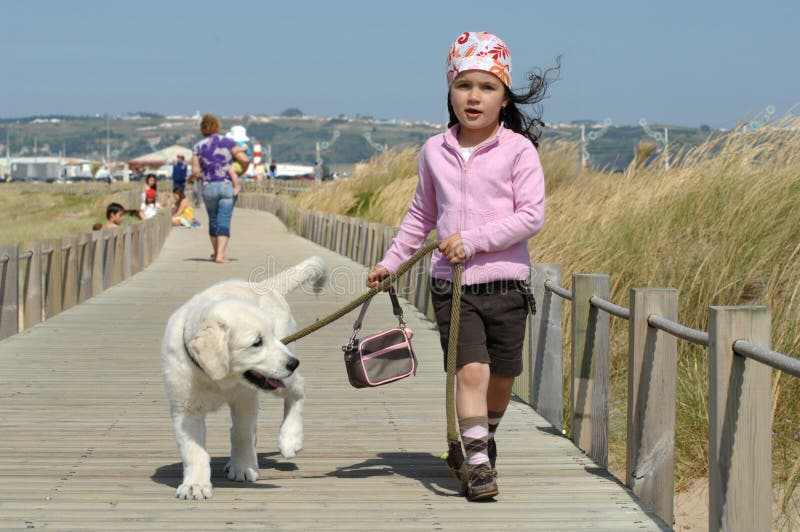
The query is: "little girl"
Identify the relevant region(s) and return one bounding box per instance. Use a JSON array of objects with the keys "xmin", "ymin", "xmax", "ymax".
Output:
[{"xmin": 367, "ymin": 31, "xmax": 557, "ymax": 501}]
